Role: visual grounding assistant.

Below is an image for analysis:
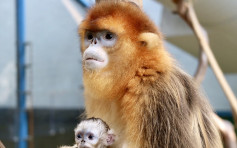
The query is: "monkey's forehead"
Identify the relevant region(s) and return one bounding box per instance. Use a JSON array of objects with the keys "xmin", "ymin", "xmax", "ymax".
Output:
[
  {"xmin": 80, "ymin": 1, "xmax": 159, "ymax": 36},
  {"xmin": 75, "ymin": 120, "xmax": 108, "ymax": 134}
]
